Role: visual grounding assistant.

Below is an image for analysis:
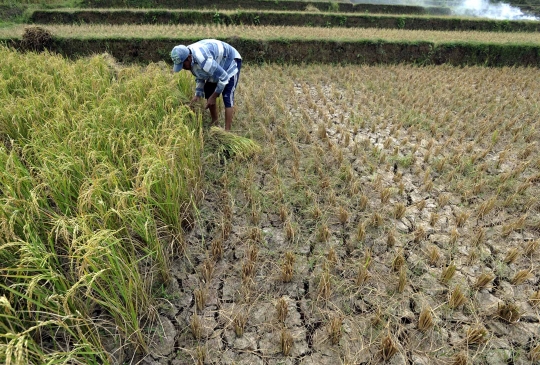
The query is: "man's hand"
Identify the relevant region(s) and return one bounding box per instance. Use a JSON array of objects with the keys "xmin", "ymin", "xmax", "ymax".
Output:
[
  {"xmin": 205, "ymin": 94, "xmax": 217, "ymax": 109},
  {"xmin": 190, "ymin": 95, "xmax": 201, "ymax": 105}
]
